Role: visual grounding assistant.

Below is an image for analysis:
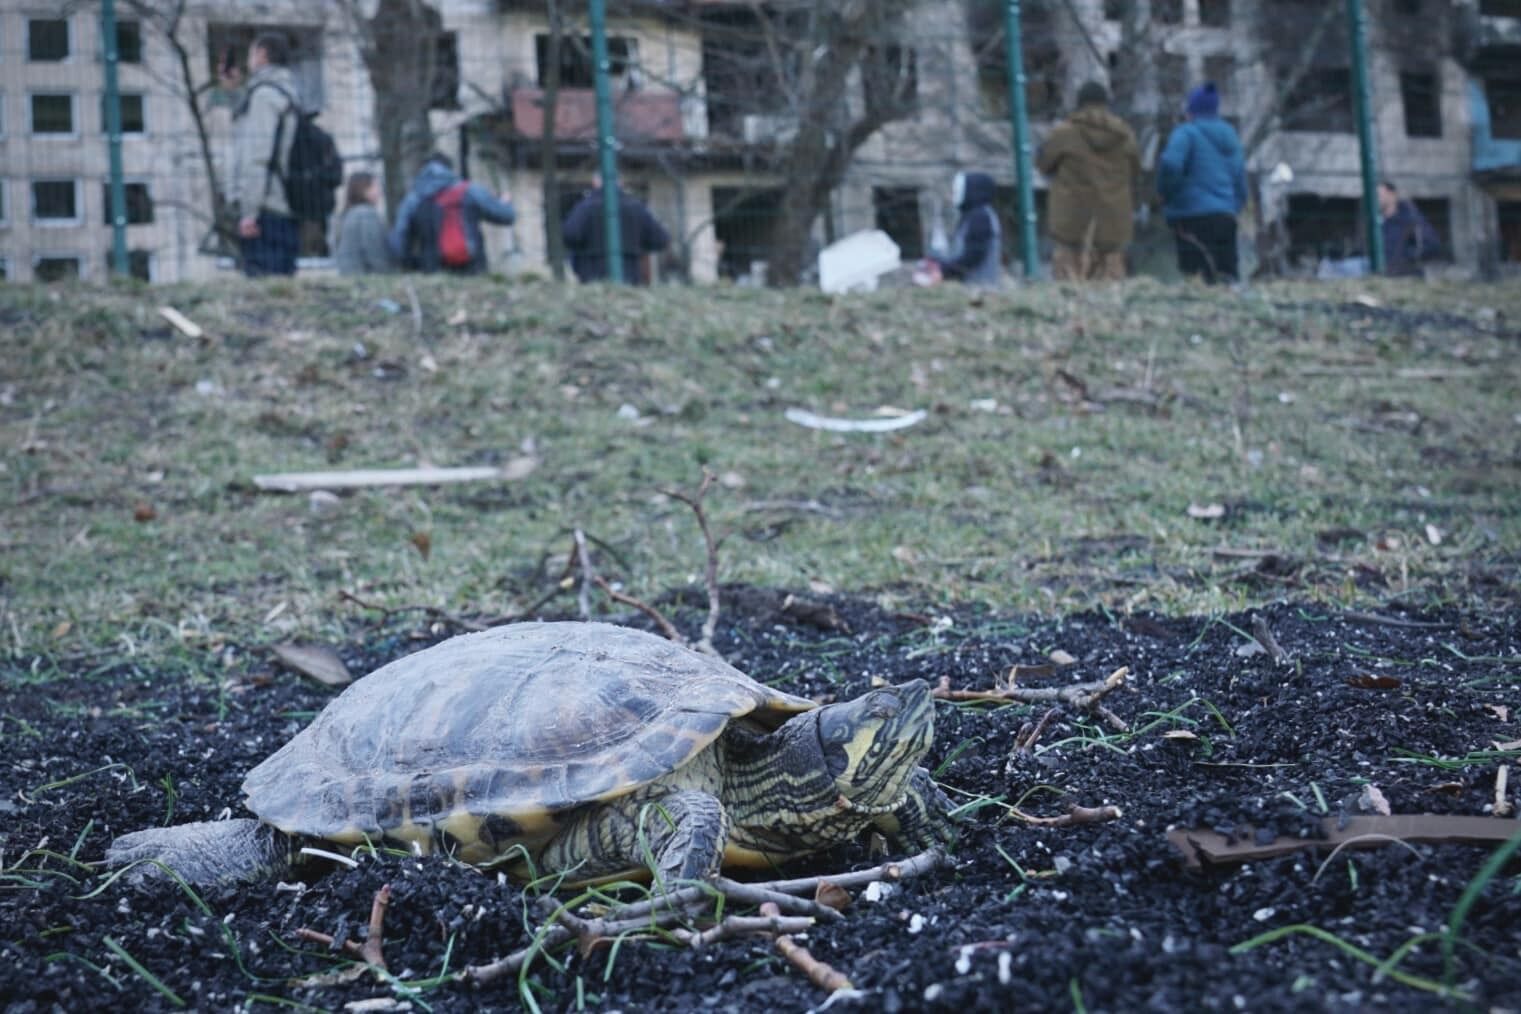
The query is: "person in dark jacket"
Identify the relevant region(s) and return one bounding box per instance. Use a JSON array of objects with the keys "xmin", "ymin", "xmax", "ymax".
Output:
[
  {"xmin": 334, "ymin": 172, "xmax": 394, "ymax": 275},
  {"xmin": 1158, "ymin": 82, "xmax": 1248, "ymax": 284},
  {"xmin": 1378, "ymin": 181, "xmax": 1441, "ymax": 277},
  {"xmin": 1037, "ymin": 81, "xmax": 1140, "ymax": 281},
  {"xmin": 930, "ymin": 171, "xmax": 1002, "ymax": 287},
  {"xmin": 389, "ymin": 154, "xmax": 516, "ymax": 274},
  {"xmin": 562, "ymin": 175, "xmax": 671, "ymax": 284}
]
